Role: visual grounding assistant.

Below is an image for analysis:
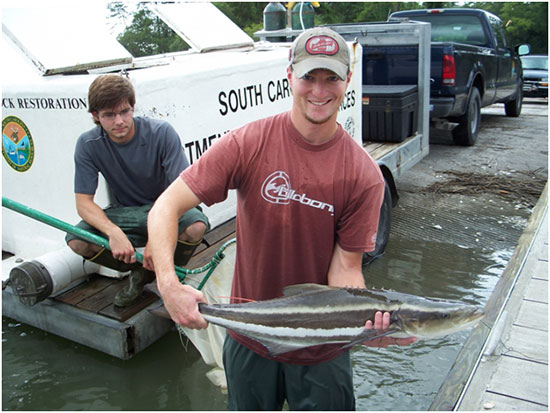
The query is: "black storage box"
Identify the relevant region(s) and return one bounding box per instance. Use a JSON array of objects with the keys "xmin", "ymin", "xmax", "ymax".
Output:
[{"xmin": 361, "ymin": 85, "xmax": 418, "ymax": 143}]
